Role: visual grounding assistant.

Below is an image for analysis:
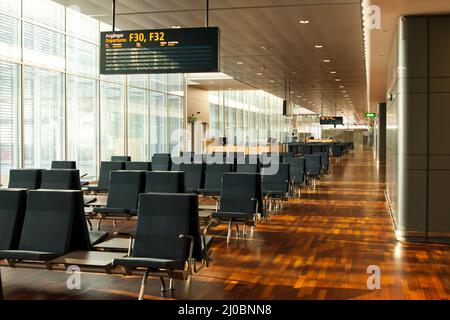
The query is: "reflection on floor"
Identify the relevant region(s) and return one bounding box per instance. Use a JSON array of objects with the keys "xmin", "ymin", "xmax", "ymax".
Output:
[{"xmin": 2, "ymin": 151, "xmax": 449, "ymax": 300}]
